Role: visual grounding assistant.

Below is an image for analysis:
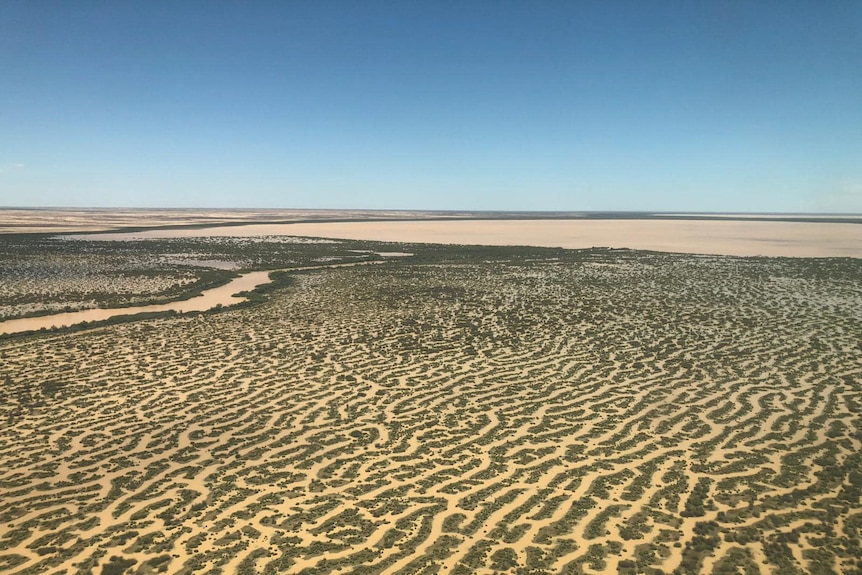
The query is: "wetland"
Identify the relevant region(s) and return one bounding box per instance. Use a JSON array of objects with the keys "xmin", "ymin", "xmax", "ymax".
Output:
[{"xmin": 1, "ymin": 214, "xmax": 860, "ymax": 574}]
